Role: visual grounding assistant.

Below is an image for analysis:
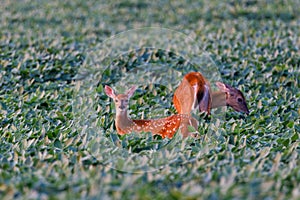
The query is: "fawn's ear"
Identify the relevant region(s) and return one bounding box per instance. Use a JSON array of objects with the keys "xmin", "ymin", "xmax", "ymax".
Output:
[
  {"xmin": 126, "ymin": 85, "xmax": 137, "ymax": 98},
  {"xmin": 104, "ymin": 85, "xmax": 116, "ymax": 99},
  {"xmin": 216, "ymin": 82, "xmax": 230, "ymax": 93}
]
